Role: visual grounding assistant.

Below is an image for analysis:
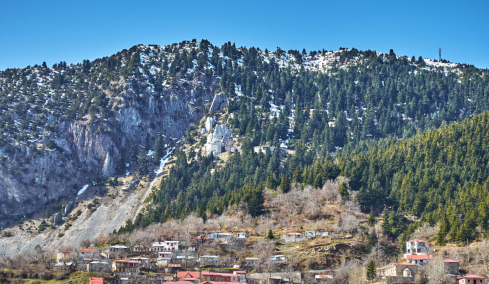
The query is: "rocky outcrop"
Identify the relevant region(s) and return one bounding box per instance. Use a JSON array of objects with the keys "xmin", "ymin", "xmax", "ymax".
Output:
[
  {"xmin": 209, "ymin": 92, "xmax": 228, "ymax": 111},
  {"xmin": 201, "ymin": 117, "xmax": 216, "ymax": 134},
  {"xmin": 205, "ymin": 124, "xmax": 233, "ymax": 155},
  {"xmin": 0, "ymin": 75, "xmax": 223, "ymax": 225}
]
